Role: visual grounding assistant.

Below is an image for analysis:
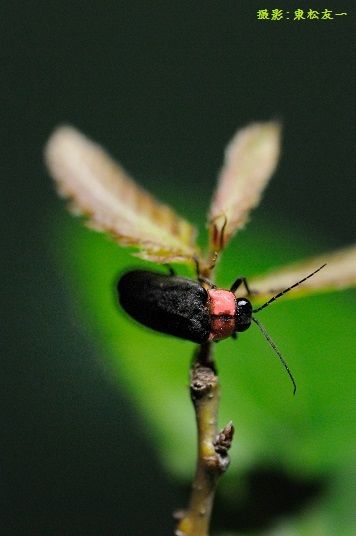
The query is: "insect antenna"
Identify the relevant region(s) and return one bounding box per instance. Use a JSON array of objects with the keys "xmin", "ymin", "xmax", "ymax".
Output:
[
  {"xmin": 252, "ymin": 317, "xmax": 297, "ymax": 394},
  {"xmin": 252, "ymin": 264, "xmax": 327, "ymax": 314}
]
